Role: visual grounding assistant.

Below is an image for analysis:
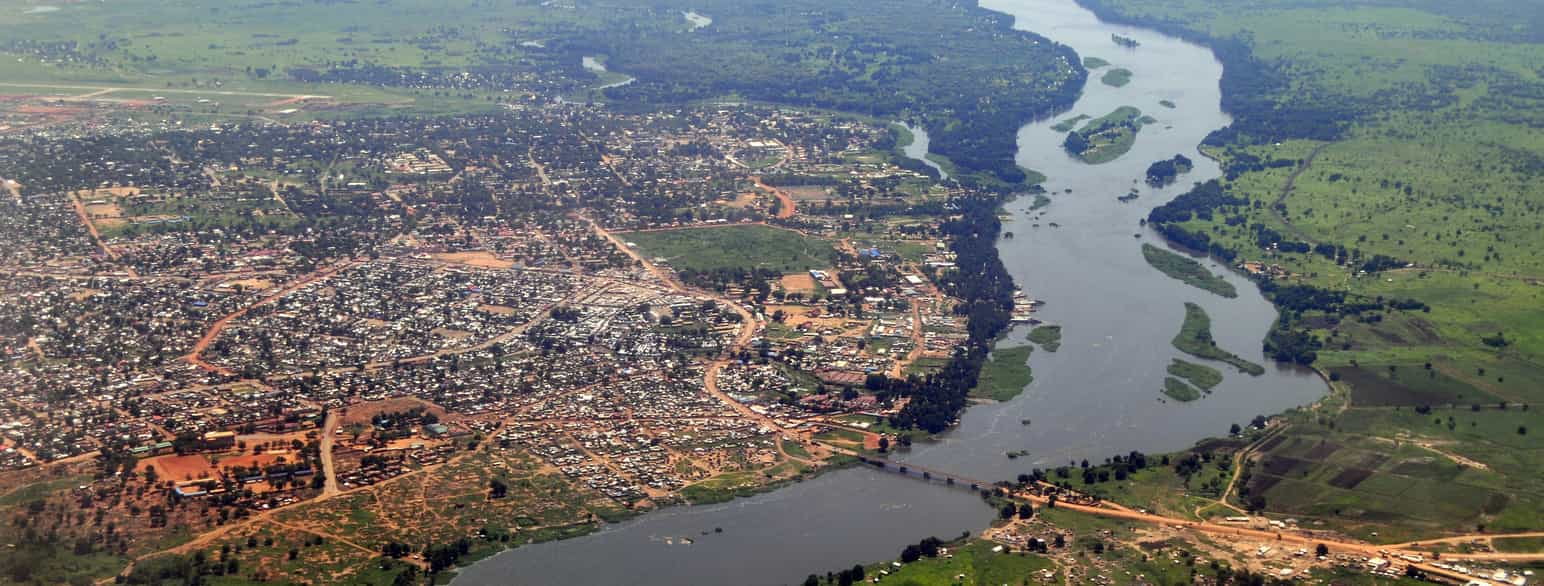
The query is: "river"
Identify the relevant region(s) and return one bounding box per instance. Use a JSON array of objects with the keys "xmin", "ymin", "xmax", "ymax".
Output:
[{"xmin": 456, "ymin": 1, "xmax": 1325, "ymax": 583}]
